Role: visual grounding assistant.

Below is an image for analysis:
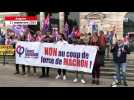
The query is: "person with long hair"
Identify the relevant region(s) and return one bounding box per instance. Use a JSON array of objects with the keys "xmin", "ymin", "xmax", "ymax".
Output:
[
  {"xmin": 90, "ymin": 32, "xmax": 102, "ymax": 85},
  {"xmin": 25, "ymin": 29, "xmax": 35, "ymax": 75},
  {"xmin": 39, "ymin": 32, "xmax": 52, "ymax": 78},
  {"xmin": 73, "ymin": 37, "xmax": 86, "ymax": 84},
  {"xmin": 98, "ymin": 31, "xmax": 107, "ymax": 66},
  {"xmin": 55, "ymin": 34, "xmax": 68, "ymax": 80}
]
